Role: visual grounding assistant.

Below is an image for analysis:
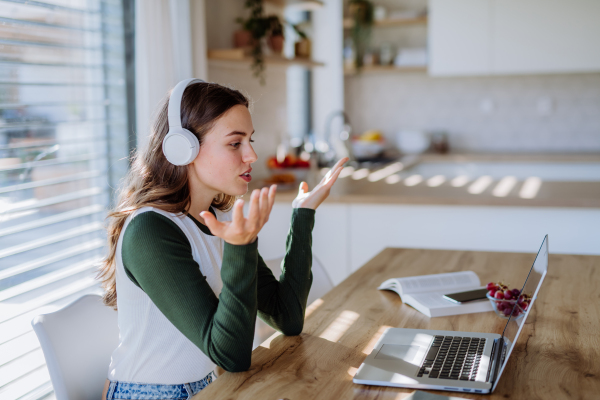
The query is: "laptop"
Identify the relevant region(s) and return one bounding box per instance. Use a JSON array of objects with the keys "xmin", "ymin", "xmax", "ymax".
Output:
[{"xmin": 353, "ymin": 235, "xmax": 549, "ymax": 394}]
